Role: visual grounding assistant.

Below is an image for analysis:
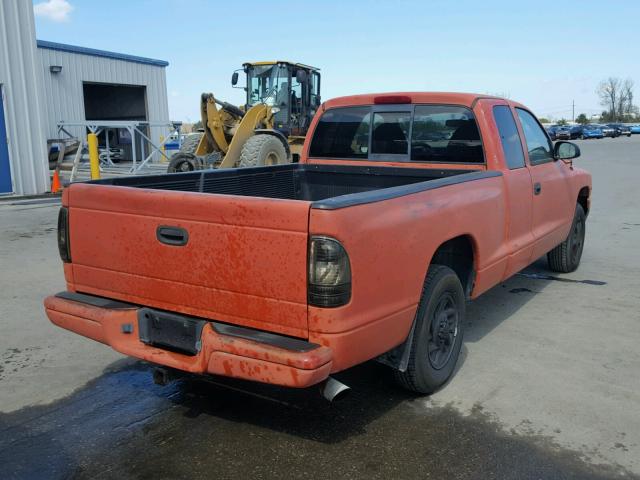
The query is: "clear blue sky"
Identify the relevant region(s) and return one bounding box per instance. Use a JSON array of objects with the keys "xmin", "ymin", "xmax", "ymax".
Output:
[{"xmin": 33, "ymin": 0, "xmax": 640, "ymax": 122}]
